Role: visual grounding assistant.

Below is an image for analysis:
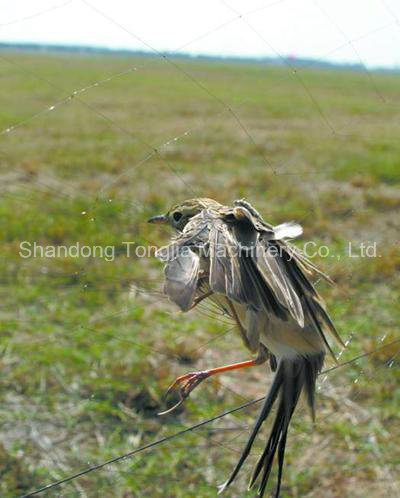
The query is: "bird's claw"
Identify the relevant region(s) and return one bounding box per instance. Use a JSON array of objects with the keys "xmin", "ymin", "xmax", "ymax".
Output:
[{"xmin": 158, "ymin": 370, "xmax": 210, "ymax": 416}]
